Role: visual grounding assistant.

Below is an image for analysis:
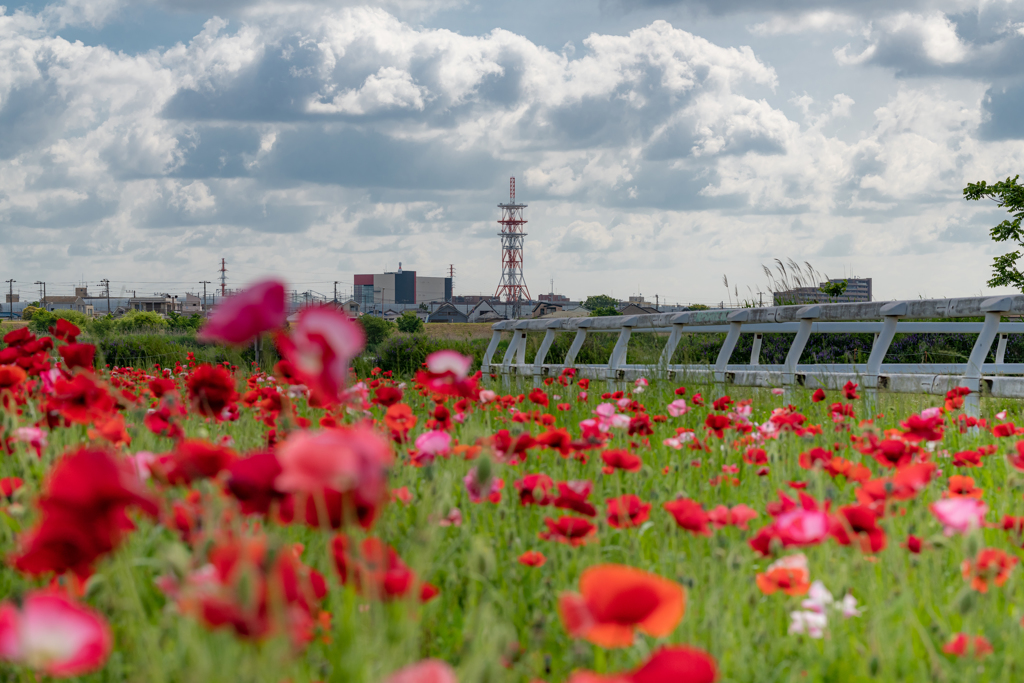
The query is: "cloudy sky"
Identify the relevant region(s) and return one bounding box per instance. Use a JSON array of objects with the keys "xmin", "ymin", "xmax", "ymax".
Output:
[{"xmin": 1, "ymin": 0, "xmax": 1023, "ymax": 304}]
